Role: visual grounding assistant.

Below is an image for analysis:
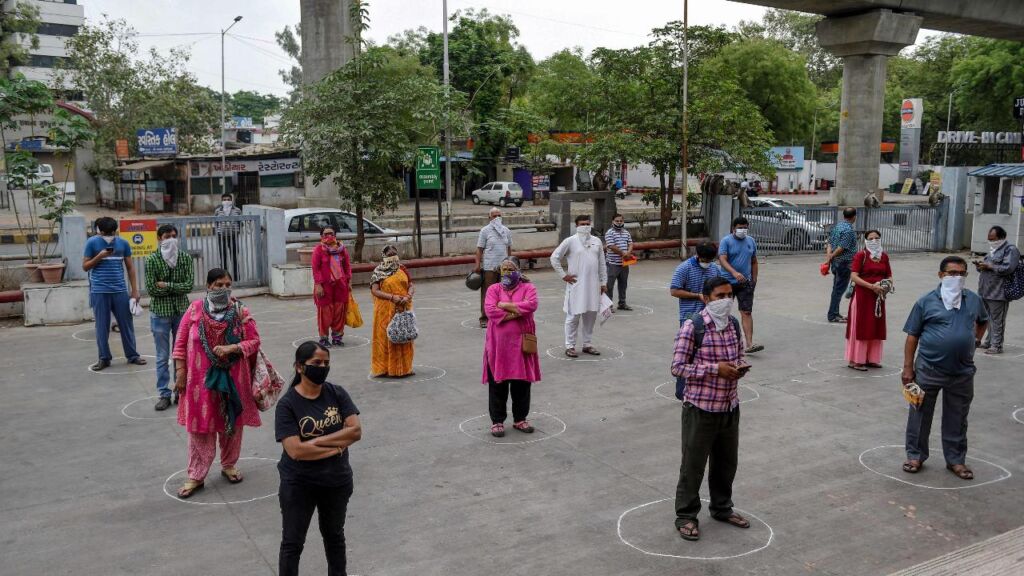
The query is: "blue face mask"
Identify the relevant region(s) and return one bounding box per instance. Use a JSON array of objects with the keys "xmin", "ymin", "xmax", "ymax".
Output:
[{"xmin": 500, "ymin": 271, "xmax": 521, "ymax": 288}]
